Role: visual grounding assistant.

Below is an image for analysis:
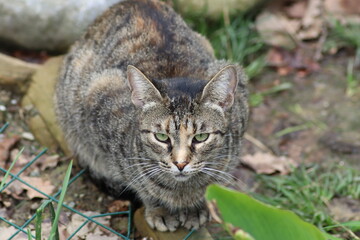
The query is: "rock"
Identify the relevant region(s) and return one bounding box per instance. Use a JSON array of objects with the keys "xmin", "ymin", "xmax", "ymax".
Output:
[
  {"xmin": 173, "ymin": 0, "xmax": 263, "ymax": 19},
  {"xmin": 0, "ymin": 0, "xmax": 122, "ymax": 51}
]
